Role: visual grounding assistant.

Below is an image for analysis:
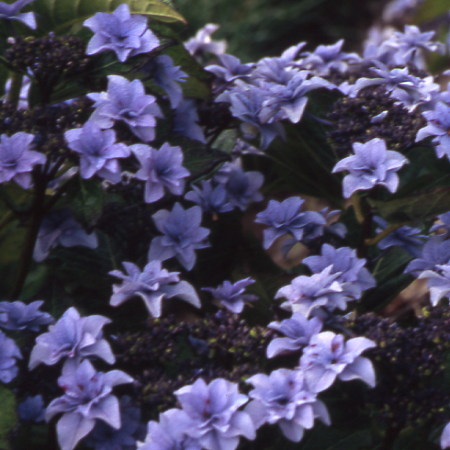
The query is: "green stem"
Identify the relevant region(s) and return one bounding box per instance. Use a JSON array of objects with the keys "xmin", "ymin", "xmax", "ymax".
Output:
[
  {"xmin": 365, "ymin": 222, "xmax": 407, "ymax": 246},
  {"xmin": 351, "ymin": 193, "xmax": 365, "ymax": 224},
  {"xmin": 7, "ymin": 72, "xmax": 23, "ymax": 109}
]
